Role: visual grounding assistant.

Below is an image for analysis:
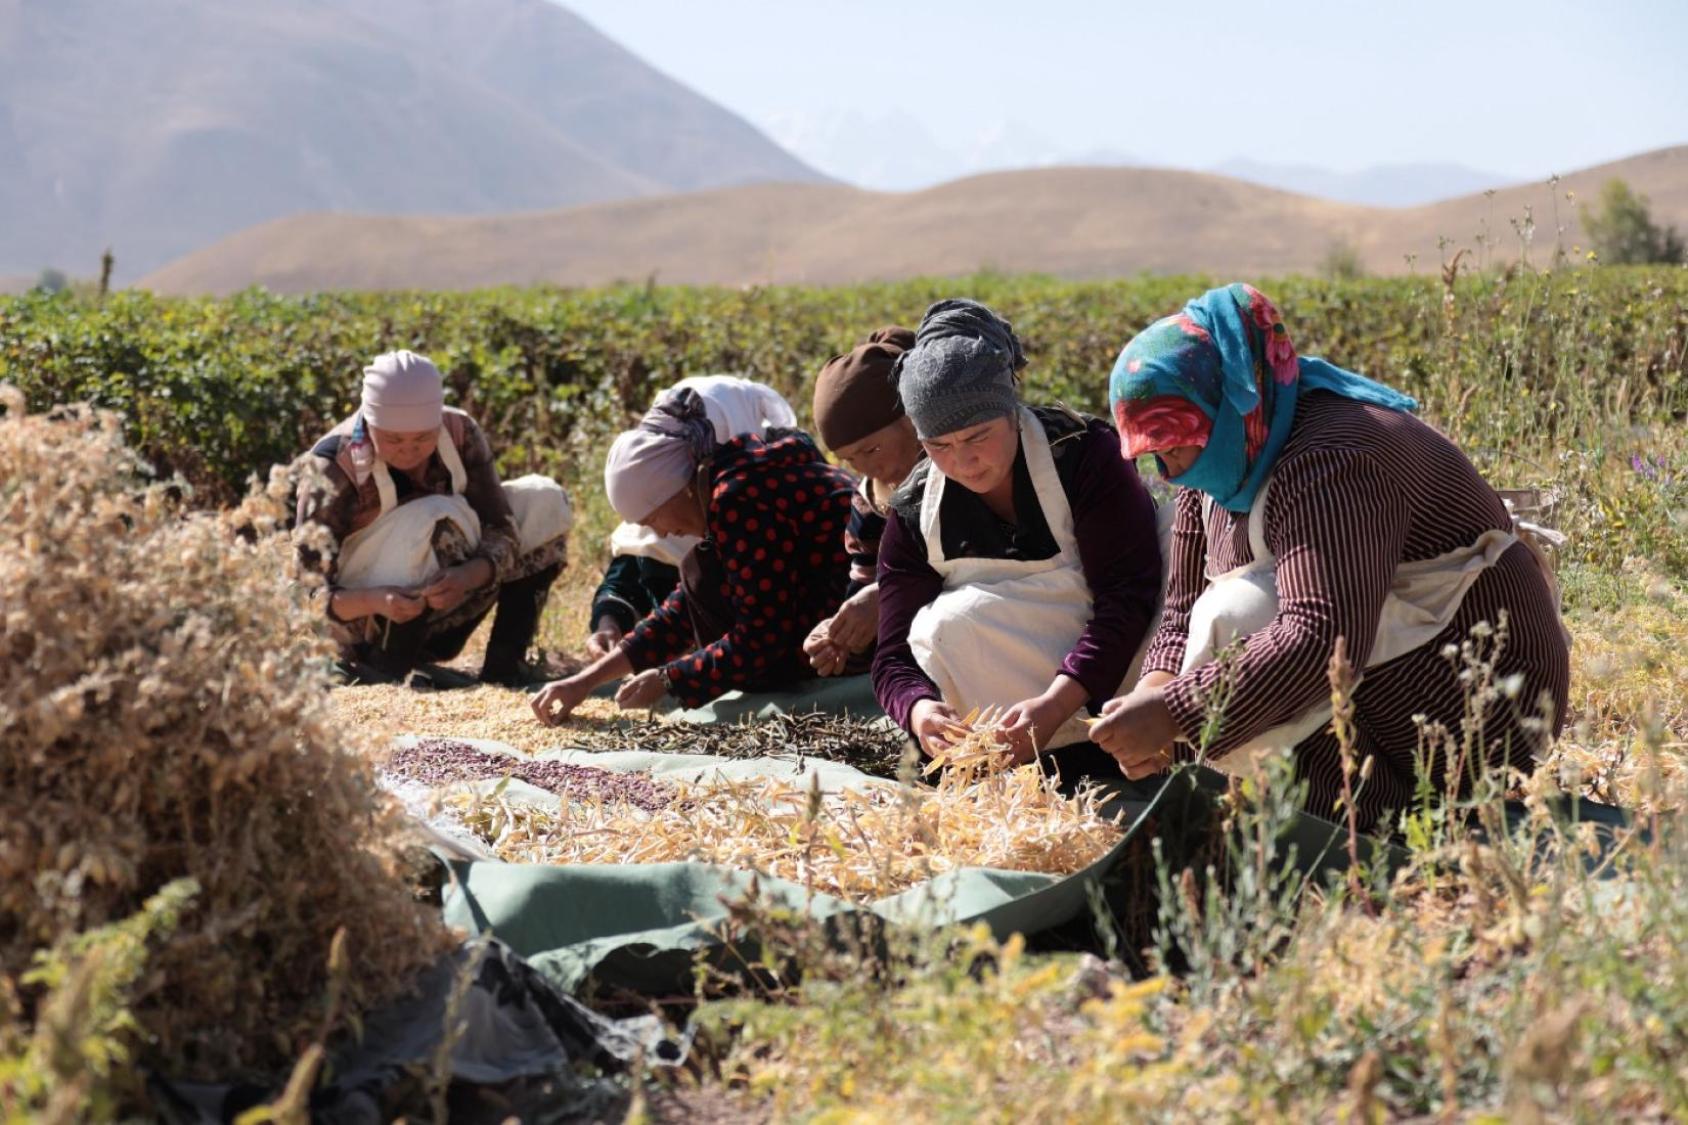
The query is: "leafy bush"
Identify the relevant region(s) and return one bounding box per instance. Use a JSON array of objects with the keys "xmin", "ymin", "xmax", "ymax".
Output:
[{"xmin": 1, "ymin": 271, "xmax": 1683, "ymax": 501}]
